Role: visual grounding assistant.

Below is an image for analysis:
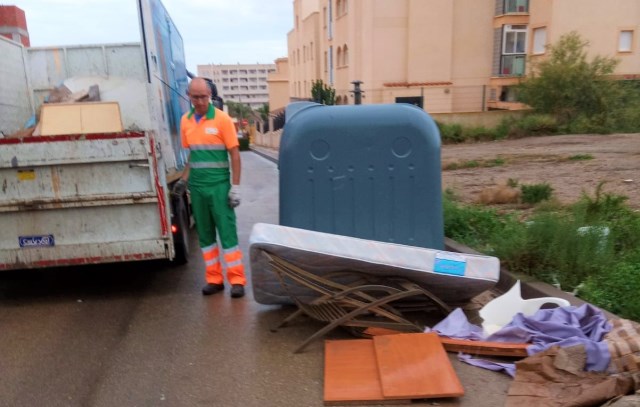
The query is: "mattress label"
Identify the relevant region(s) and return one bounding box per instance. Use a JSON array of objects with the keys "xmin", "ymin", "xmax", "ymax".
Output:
[{"xmin": 434, "ymin": 252, "xmax": 466, "ymax": 276}]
